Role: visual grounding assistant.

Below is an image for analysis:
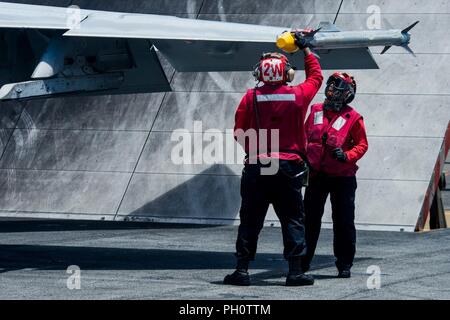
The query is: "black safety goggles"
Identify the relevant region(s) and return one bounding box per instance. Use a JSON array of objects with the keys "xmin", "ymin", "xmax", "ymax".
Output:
[{"xmin": 327, "ymin": 77, "xmax": 351, "ymax": 91}]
